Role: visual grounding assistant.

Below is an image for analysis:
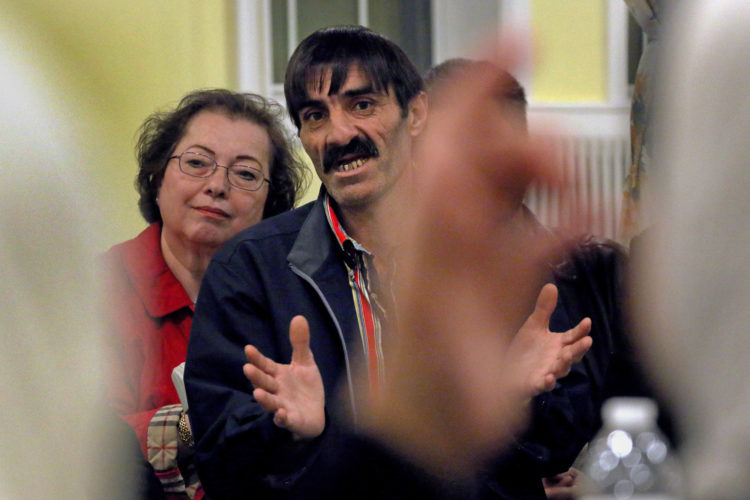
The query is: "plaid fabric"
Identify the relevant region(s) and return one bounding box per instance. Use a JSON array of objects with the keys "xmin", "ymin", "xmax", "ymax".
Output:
[
  {"xmin": 324, "ymin": 194, "xmax": 387, "ymax": 395},
  {"xmin": 147, "ymin": 404, "xmax": 204, "ymax": 499}
]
